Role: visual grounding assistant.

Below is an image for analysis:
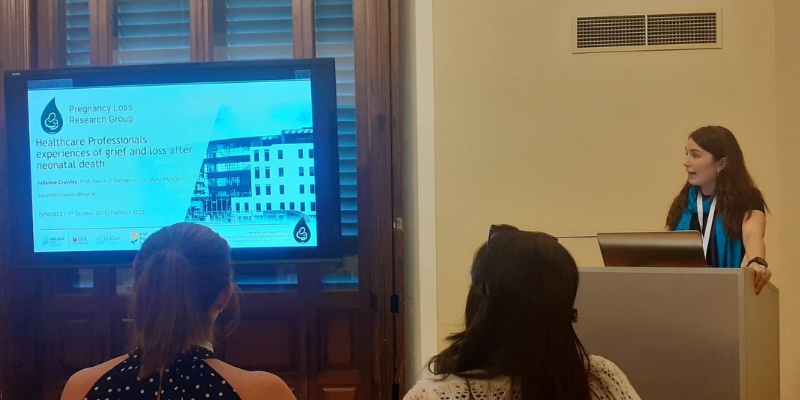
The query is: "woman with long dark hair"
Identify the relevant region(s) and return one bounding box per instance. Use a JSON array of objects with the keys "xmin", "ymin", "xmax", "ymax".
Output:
[
  {"xmin": 666, "ymin": 125, "xmax": 771, "ymax": 293},
  {"xmin": 404, "ymin": 226, "xmax": 639, "ymax": 400},
  {"xmin": 61, "ymin": 222, "xmax": 296, "ymax": 400}
]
